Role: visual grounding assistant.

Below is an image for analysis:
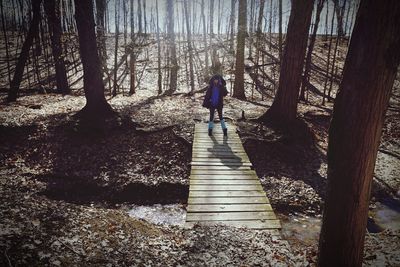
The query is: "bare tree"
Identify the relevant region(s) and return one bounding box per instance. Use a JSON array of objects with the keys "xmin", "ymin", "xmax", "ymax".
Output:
[
  {"xmin": 318, "ymin": 1, "xmax": 400, "ymax": 265},
  {"xmin": 44, "ymin": 0, "xmax": 69, "ymax": 94},
  {"xmin": 74, "ymin": 0, "xmax": 113, "ymax": 117},
  {"xmin": 259, "ymin": 0, "xmax": 314, "ymax": 122},
  {"xmin": 7, "ymin": 0, "xmax": 43, "ymax": 102},
  {"xmin": 256, "ymin": 0, "xmax": 265, "ymax": 34},
  {"xmin": 112, "ymin": 0, "xmax": 120, "ymax": 97},
  {"xmin": 229, "ymin": 0, "xmax": 236, "ymax": 53},
  {"xmin": 184, "ymin": 0, "xmax": 195, "ymax": 94},
  {"xmin": 166, "ymin": 0, "xmax": 178, "ymax": 94},
  {"xmin": 300, "ymin": 0, "xmax": 325, "ymax": 101},
  {"xmin": 201, "ymin": 0, "xmax": 209, "ymax": 75},
  {"xmin": 156, "ymin": 0, "xmax": 162, "ymax": 94},
  {"xmin": 129, "ymin": 0, "xmax": 136, "ymax": 95},
  {"xmin": 232, "ymin": 0, "xmax": 247, "ymax": 100}
]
